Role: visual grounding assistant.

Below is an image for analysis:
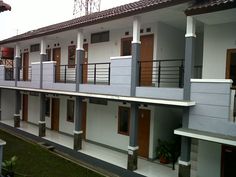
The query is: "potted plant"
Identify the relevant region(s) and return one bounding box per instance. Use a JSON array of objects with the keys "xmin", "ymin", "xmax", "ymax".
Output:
[
  {"xmin": 156, "ymin": 139, "xmax": 172, "ymax": 164},
  {"xmin": 2, "ymin": 156, "xmax": 17, "ymax": 177}
]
